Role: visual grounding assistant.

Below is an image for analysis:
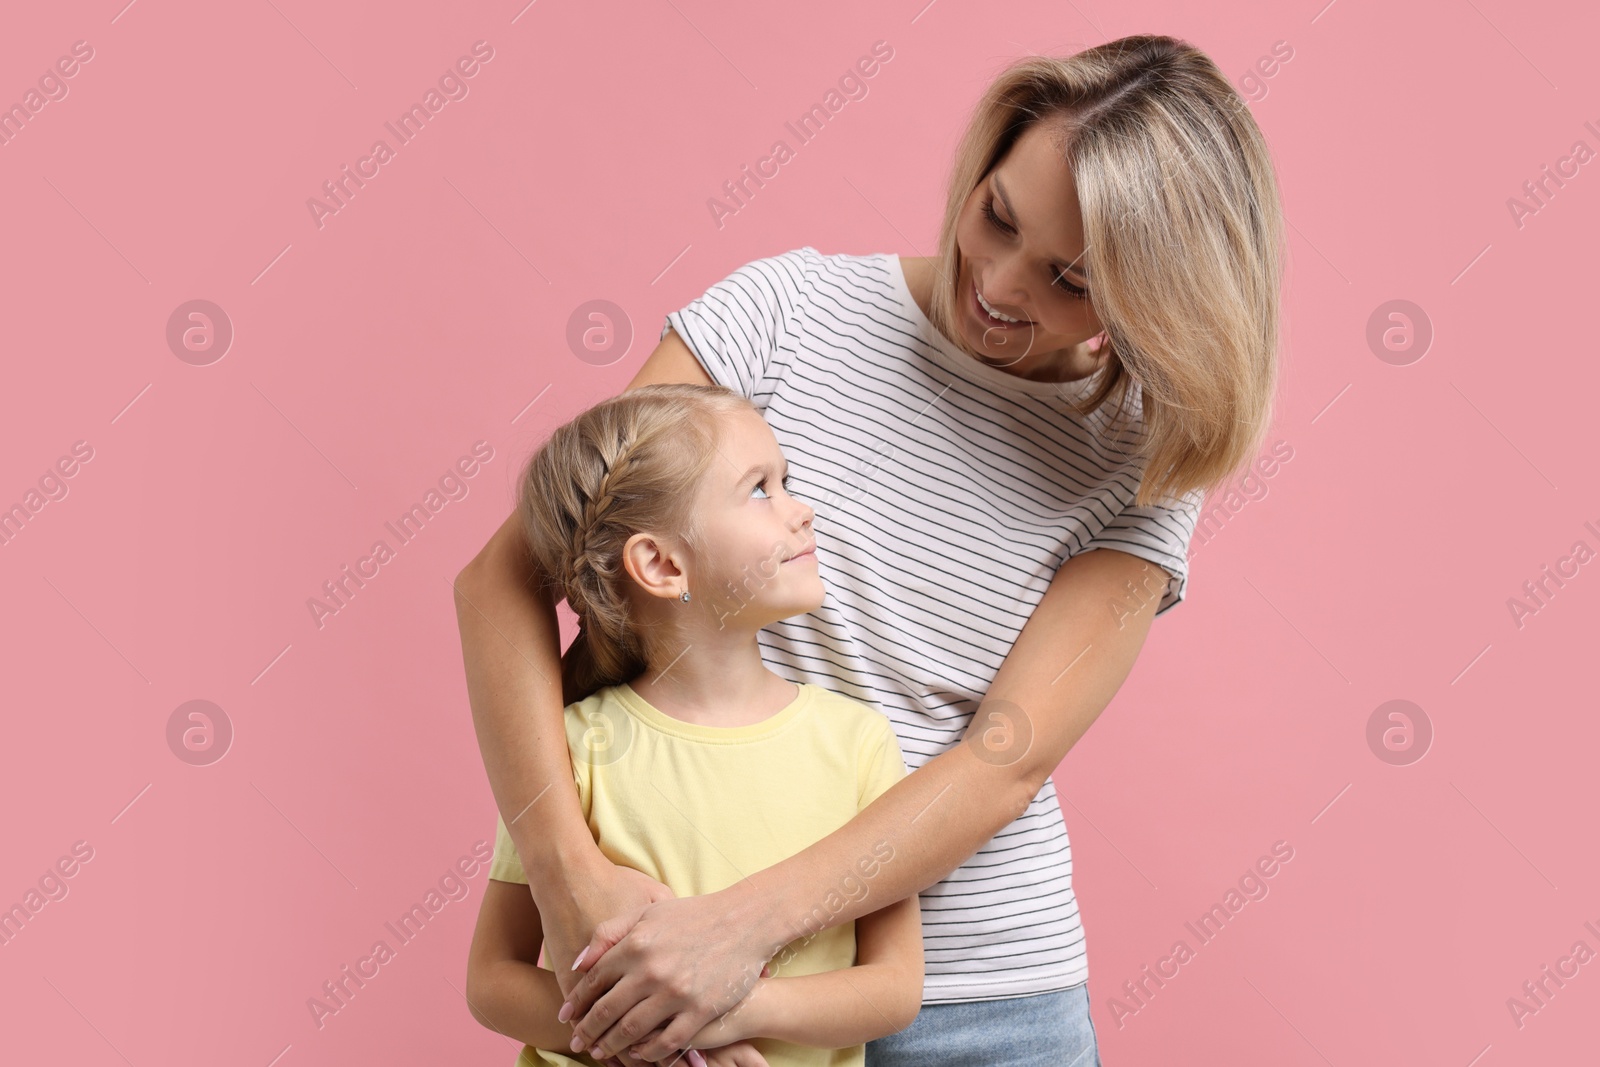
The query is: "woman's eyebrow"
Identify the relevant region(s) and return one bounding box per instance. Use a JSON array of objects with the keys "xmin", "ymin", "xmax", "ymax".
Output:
[{"xmin": 991, "ymin": 173, "xmax": 1092, "ymax": 281}]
